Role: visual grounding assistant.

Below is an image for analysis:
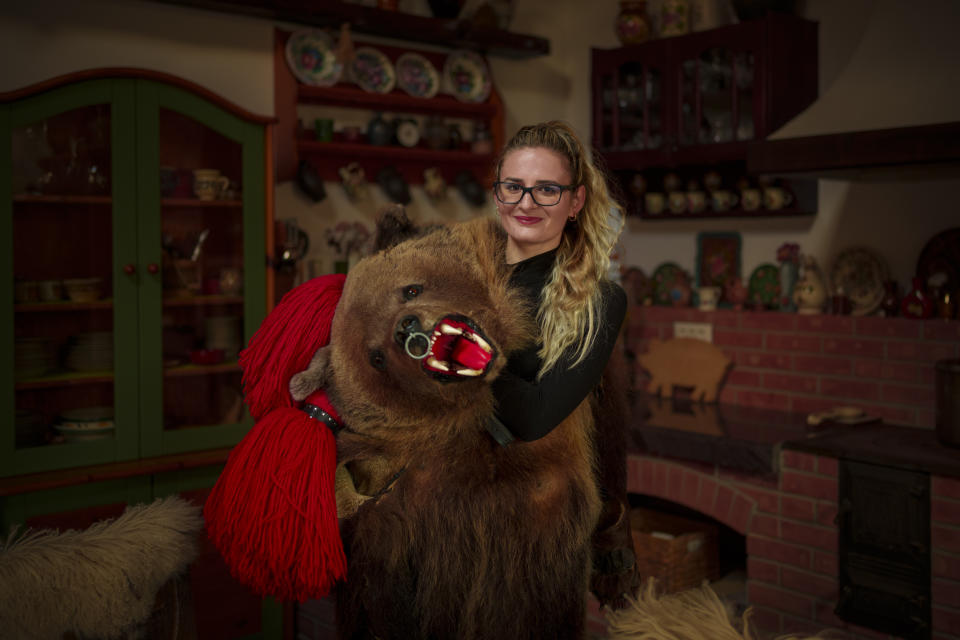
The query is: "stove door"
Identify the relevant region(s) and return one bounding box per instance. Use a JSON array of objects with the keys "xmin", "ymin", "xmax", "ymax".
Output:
[{"xmin": 837, "ymin": 459, "xmax": 930, "ymax": 639}]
